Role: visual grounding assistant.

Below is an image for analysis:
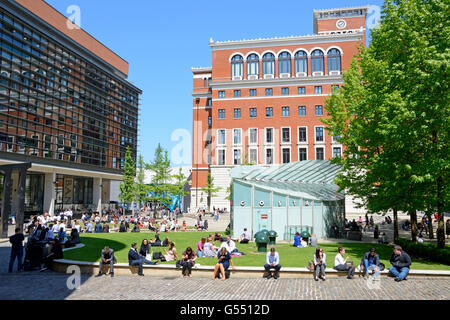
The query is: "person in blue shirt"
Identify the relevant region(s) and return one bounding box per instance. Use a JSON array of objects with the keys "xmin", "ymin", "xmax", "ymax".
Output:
[
  {"xmin": 58, "ymin": 227, "xmax": 67, "ymax": 244},
  {"xmin": 293, "ymin": 232, "xmax": 302, "ymax": 247},
  {"xmin": 94, "ymin": 222, "xmax": 103, "ymax": 233},
  {"xmin": 360, "ymin": 248, "xmax": 381, "ymax": 279}
]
